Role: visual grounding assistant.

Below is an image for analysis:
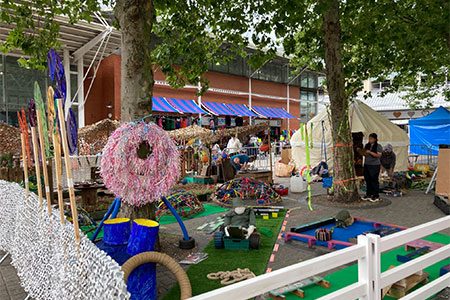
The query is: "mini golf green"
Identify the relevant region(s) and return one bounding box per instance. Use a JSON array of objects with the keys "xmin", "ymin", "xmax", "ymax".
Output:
[
  {"xmin": 163, "ymin": 211, "xmax": 286, "ymax": 299},
  {"xmin": 158, "ymin": 203, "xmax": 228, "ymax": 225},
  {"xmin": 283, "ymin": 232, "xmax": 450, "ymax": 299}
]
